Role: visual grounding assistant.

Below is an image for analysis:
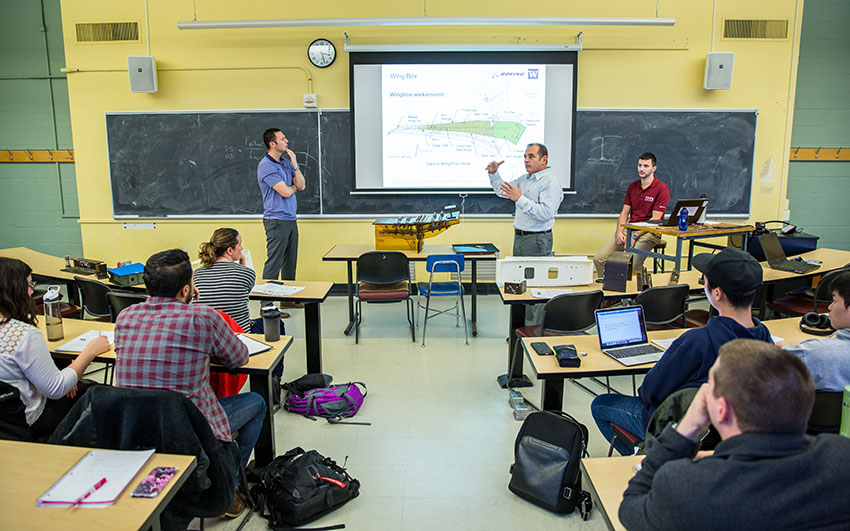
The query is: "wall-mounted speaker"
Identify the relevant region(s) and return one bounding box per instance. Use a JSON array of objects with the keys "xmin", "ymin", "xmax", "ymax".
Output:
[
  {"xmin": 703, "ymin": 52, "xmax": 734, "ymax": 90},
  {"xmin": 128, "ymin": 56, "xmax": 158, "ymax": 93}
]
